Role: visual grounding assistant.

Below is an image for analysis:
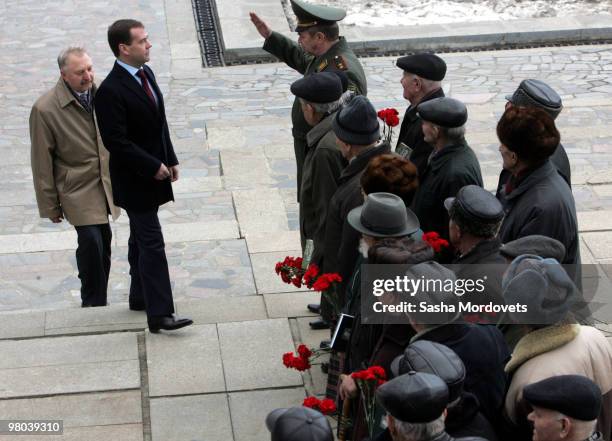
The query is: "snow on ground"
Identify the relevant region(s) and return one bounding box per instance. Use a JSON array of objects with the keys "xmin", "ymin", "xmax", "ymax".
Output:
[{"xmin": 308, "ymin": 0, "xmax": 612, "ymax": 26}]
